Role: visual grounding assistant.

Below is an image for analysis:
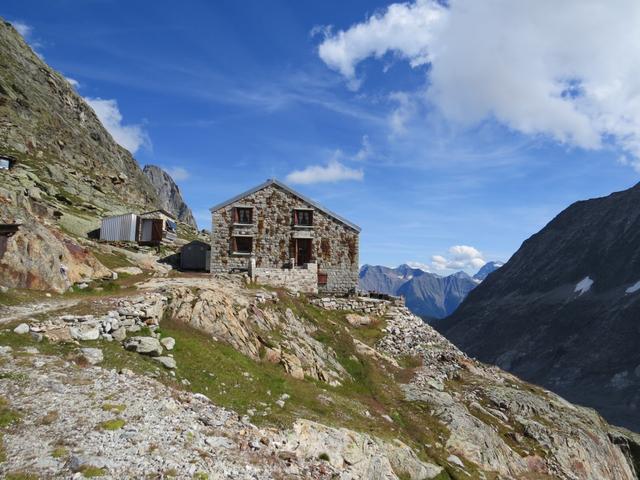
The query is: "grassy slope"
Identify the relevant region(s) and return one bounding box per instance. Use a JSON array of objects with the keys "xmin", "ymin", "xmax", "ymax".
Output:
[{"xmin": 0, "ymin": 289, "xmax": 551, "ymax": 479}]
